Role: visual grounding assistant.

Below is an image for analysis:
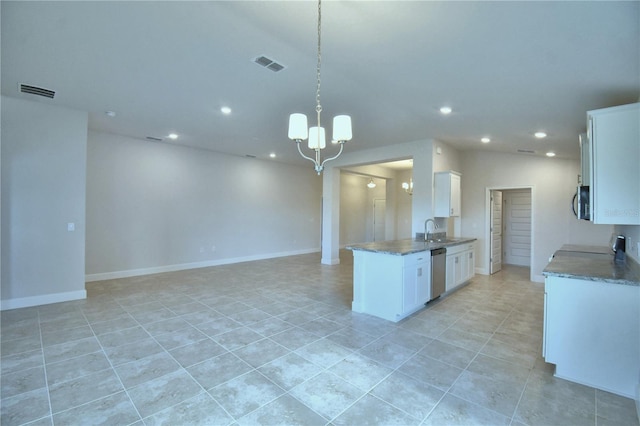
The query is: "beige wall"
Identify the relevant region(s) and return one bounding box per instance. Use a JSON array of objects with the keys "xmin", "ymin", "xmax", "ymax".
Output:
[
  {"xmin": 460, "ymin": 150, "xmax": 614, "ymax": 281},
  {"xmin": 1, "ymin": 97, "xmax": 88, "ymax": 309}
]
